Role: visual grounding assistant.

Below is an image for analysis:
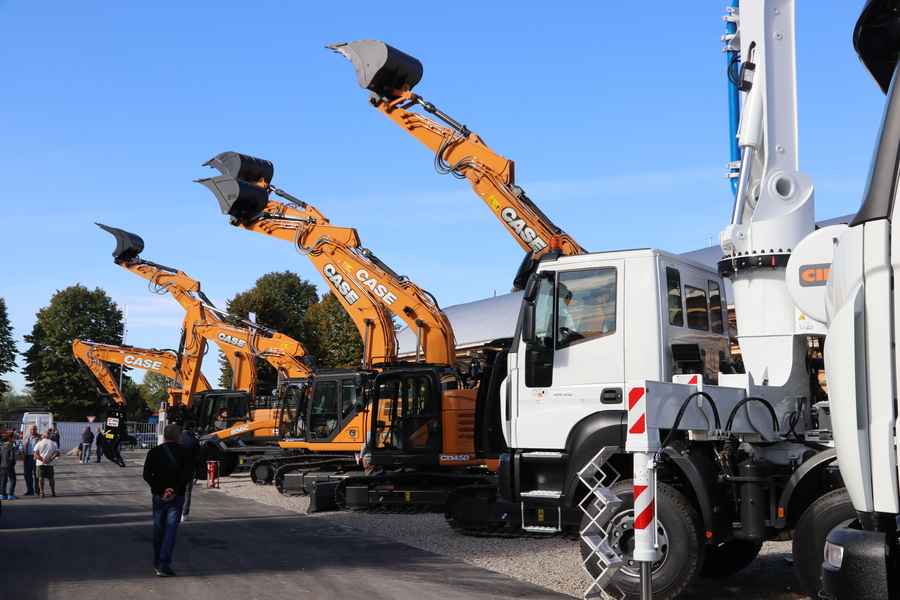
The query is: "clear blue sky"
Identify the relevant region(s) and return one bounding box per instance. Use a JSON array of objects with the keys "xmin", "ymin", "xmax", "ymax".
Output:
[{"xmin": 0, "ymin": 2, "xmax": 883, "ymax": 393}]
